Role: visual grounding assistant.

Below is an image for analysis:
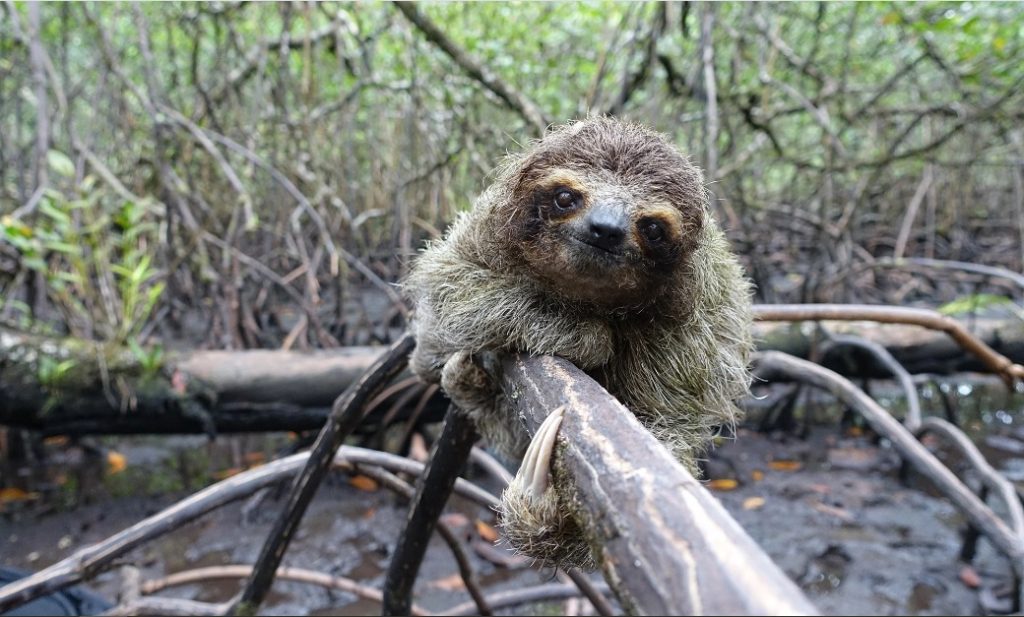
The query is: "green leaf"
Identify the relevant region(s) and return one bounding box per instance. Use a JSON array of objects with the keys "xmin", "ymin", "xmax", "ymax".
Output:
[
  {"xmin": 23, "ymin": 257, "xmax": 47, "ymax": 272},
  {"xmin": 128, "ymin": 338, "xmax": 146, "ymax": 362},
  {"xmin": 1, "ymin": 217, "xmax": 33, "ymax": 239},
  {"xmin": 937, "ymin": 294, "xmax": 1012, "ymax": 316},
  {"xmin": 39, "ymin": 199, "xmax": 71, "ymax": 225},
  {"xmin": 49, "ymin": 271, "xmax": 82, "ymax": 284},
  {"xmin": 43, "ymin": 241, "xmax": 82, "ymax": 255},
  {"xmin": 47, "ymin": 150, "xmax": 76, "ymax": 178},
  {"xmin": 110, "ymin": 264, "xmax": 133, "ymax": 278}
]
